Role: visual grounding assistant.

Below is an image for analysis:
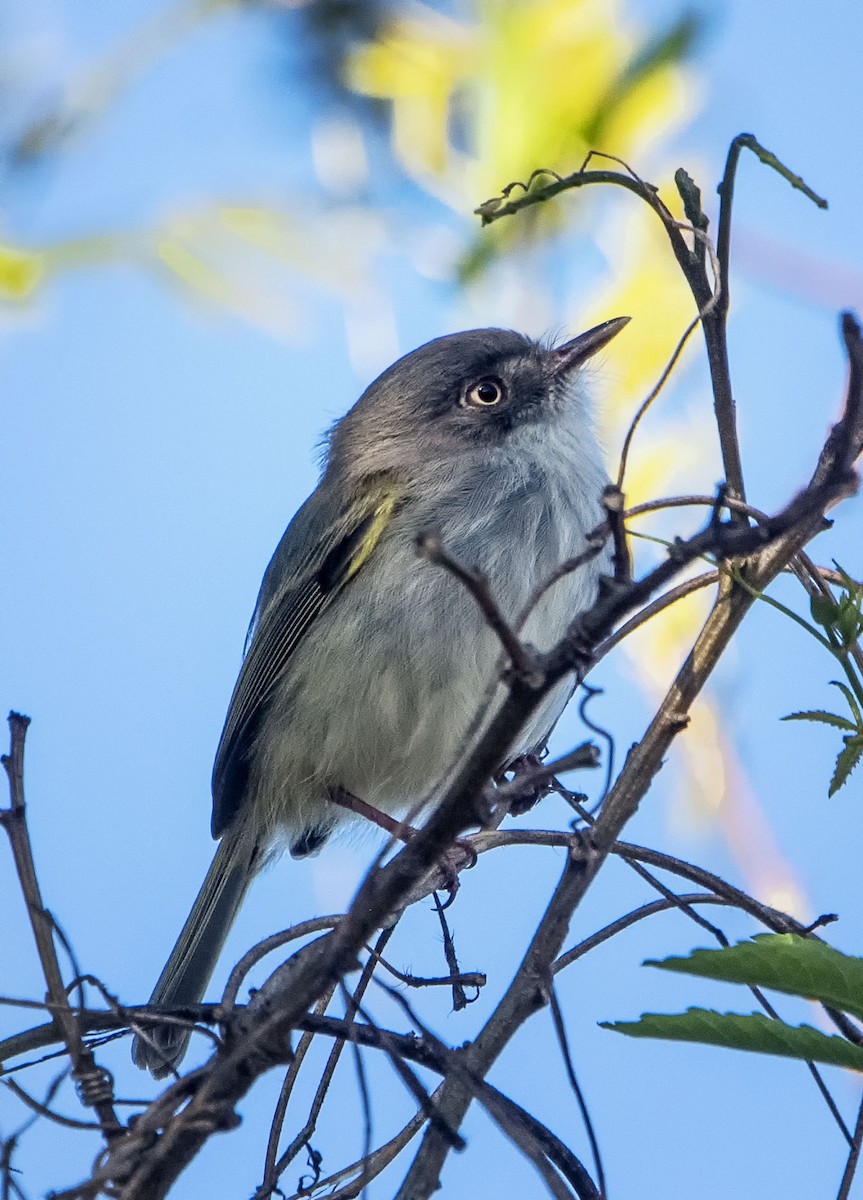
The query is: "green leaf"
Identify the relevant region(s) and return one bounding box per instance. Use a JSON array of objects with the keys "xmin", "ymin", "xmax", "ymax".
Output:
[
  {"xmin": 781, "ymin": 709, "xmax": 857, "ymax": 731},
  {"xmin": 602, "ymin": 1009, "xmax": 863, "ymax": 1071},
  {"xmin": 645, "ymin": 934, "xmax": 863, "ymax": 1022},
  {"xmin": 832, "ymin": 561, "xmax": 863, "ymax": 599},
  {"xmin": 830, "ymin": 680, "xmax": 863, "ymax": 727},
  {"xmin": 810, "ymin": 595, "xmax": 840, "ymax": 627},
  {"xmin": 829, "ymin": 736, "xmax": 863, "ymax": 796},
  {"xmin": 837, "ymin": 600, "xmax": 863, "ymax": 645}
]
